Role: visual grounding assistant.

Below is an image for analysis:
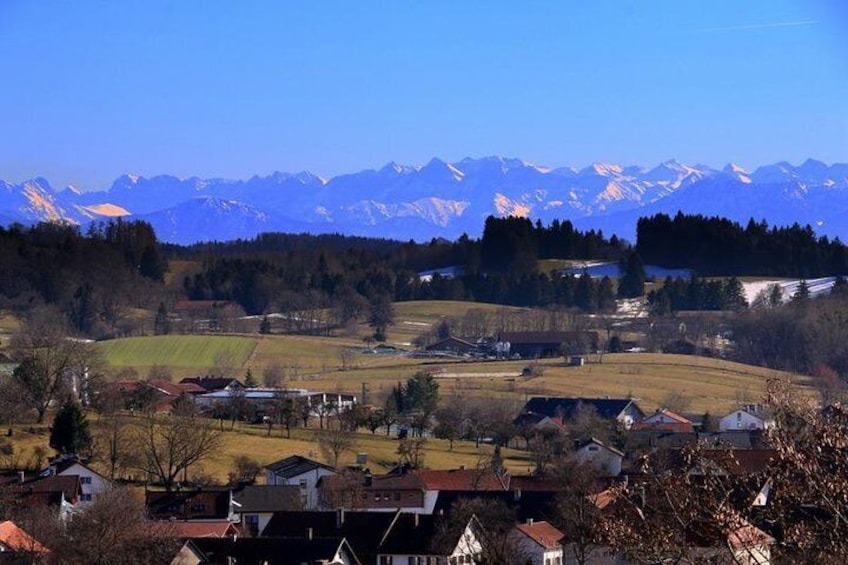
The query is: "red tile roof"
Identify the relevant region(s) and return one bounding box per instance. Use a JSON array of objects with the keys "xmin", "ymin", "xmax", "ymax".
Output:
[
  {"xmin": 514, "ymin": 521, "xmax": 565, "ymax": 549},
  {"xmin": 167, "ymin": 521, "xmax": 239, "ymax": 538},
  {"xmin": 0, "ymin": 521, "xmax": 50, "ymax": 554}
]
